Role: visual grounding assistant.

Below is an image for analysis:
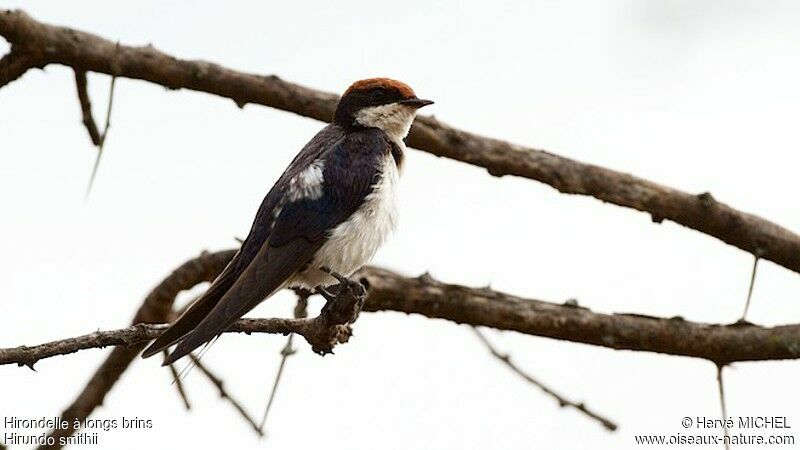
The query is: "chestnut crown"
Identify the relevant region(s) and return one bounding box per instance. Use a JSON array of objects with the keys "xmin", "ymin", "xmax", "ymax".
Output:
[{"xmin": 333, "ymin": 78, "xmax": 433, "ymax": 126}]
